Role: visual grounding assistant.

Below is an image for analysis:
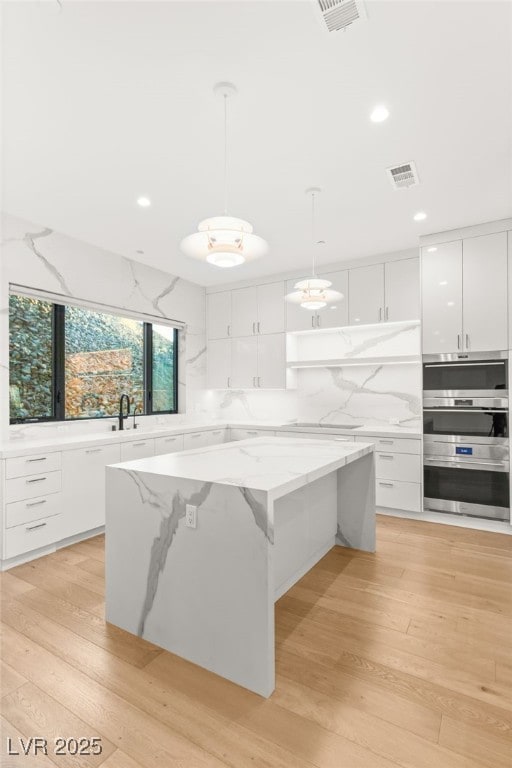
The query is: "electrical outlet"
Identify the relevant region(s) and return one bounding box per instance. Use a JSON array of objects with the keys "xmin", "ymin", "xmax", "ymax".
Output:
[{"xmin": 185, "ymin": 504, "xmax": 197, "ymax": 529}]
